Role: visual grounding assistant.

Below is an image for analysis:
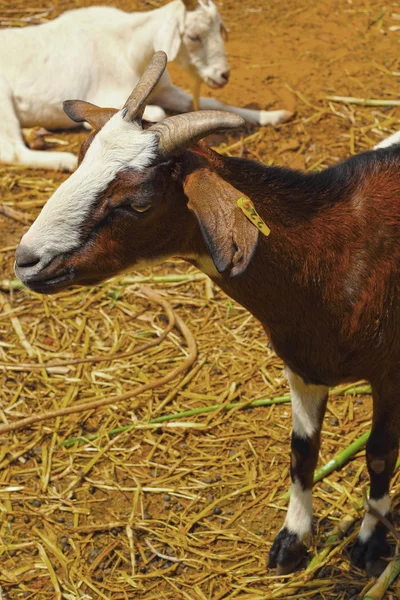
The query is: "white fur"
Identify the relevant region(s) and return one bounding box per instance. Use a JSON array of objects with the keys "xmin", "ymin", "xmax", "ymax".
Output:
[
  {"xmin": 19, "ymin": 112, "xmax": 158, "ymax": 266},
  {"xmin": 279, "ymin": 369, "xmax": 327, "ymax": 541},
  {"xmin": 286, "ymin": 367, "xmax": 328, "ymax": 439},
  {"xmin": 0, "ymin": 0, "xmax": 290, "ymax": 170},
  {"xmin": 358, "ymin": 494, "xmax": 390, "ymax": 542},
  {"xmin": 374, "ymin": 131, "xmax": 400, "ymax": 150},
  {"xmin": 284, "ymin": 480, "xmax": 313, "ymax": 540}
]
